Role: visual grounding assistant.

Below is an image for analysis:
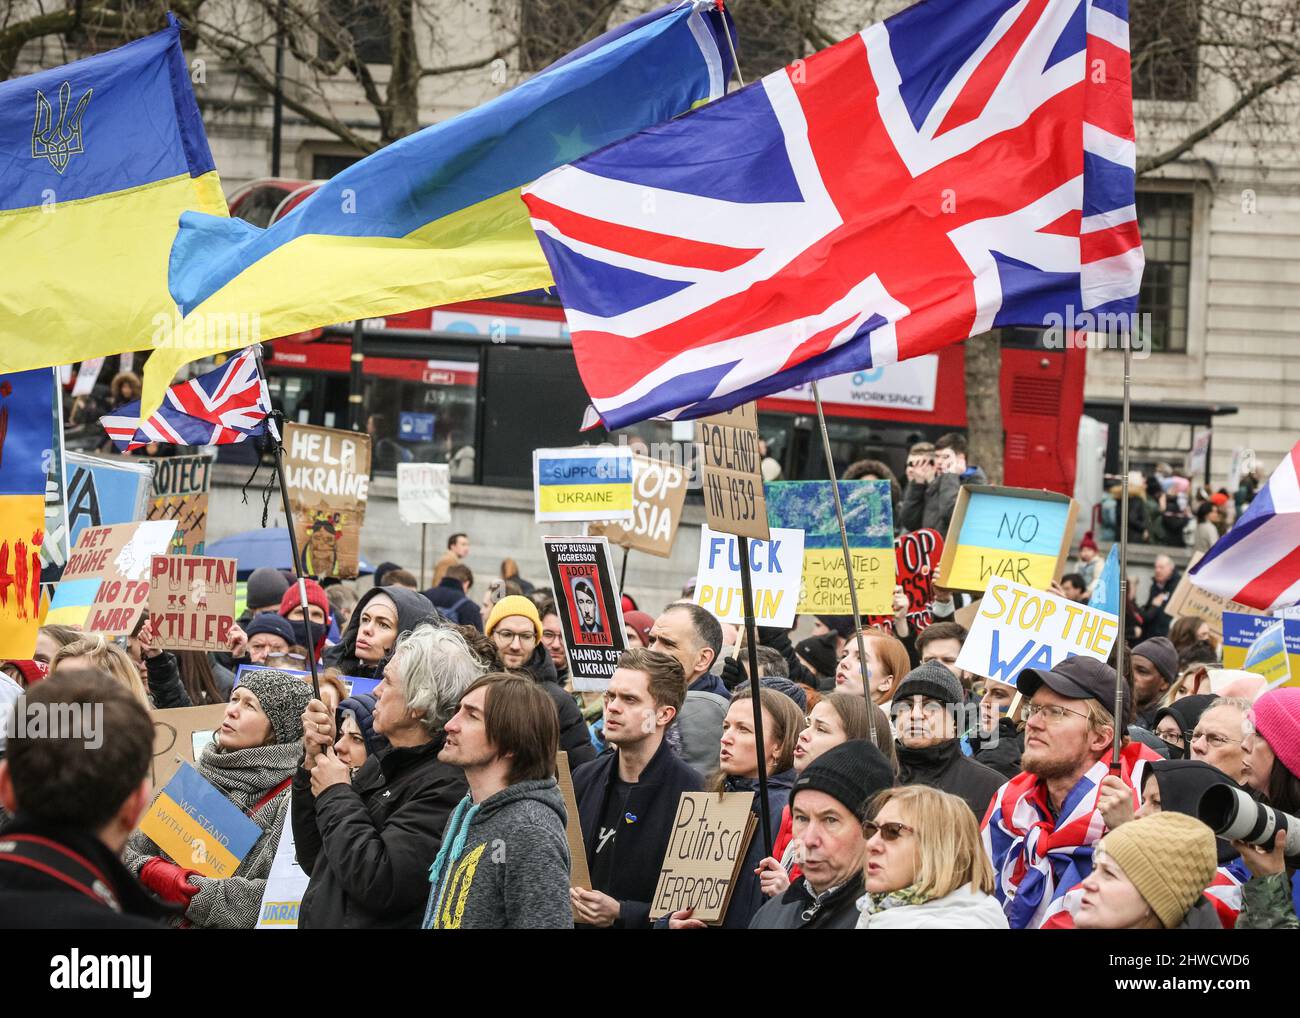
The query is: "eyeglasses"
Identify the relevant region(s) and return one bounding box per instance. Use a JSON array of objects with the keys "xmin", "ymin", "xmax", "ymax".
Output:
[
  {"xmin": 862, "ymin": 820, "xmax": 916, "ymax": 842},
  {"xmin": 542, "ymin": 630, "xmax": 564, "ymax": 643},
  {"xmin": 1190, "ymin": 729, "xmax": 1241, "ymax": 748},
  {"xmin": 1022, "ymin": 702, "xmax": 1091, "ymax": 724},
  {"xmin": 1156, "ymin": 730, "xmax": 1188, "ymax": 747},
  {"xmin": 493, "ymin": 629, "xmax": 536, "ymax": 645}
]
